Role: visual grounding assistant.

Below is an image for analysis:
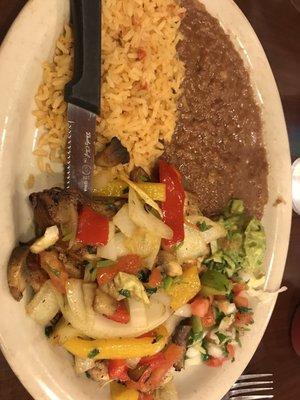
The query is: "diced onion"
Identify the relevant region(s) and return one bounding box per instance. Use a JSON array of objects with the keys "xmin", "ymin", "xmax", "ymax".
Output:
[
  {"xmin": 74, "ymin": 356, "xmax": 95, "ymax": 375},
  {"xmin": 186, "ymin": 215, "xmax": 226, "ymax": 244},
  {"xmin": 174, "ymin": 304, "xmax": 192, "ymax": 318},
  {"xmin": 207, "ymin": 343, "xmax": 224, "ymax": 359},
  {"xmin": 120, "ymin": 175, "xmax": 163, "ymax": 216},
  {"xmin": 113, "ymin": 204, "xmax": 137, "ymax": 237},
  {"xmin": 66, "ymin": 279, "xmax": 87, "ymax": 322},
  {"xmin": 97, "ymin": 232, "xmax": 127, "ymax": 261},
  {"xmin": 30, "ymin": 225, "xmax": 59, "ymax": 254},
  {"xmin": 60, "ymin": 280, "xmax": 171, "ymax": 338},
  {"xmin": 26, "ymin": 280, "xmax": 61, "ymax": 325},
  {"xmin": 176, "ymin": 223, "xmax": 209, "ymax": 262},
  {"xmin": 128, "ymin": 188, "xmax": 172, "ymax": 240}
]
